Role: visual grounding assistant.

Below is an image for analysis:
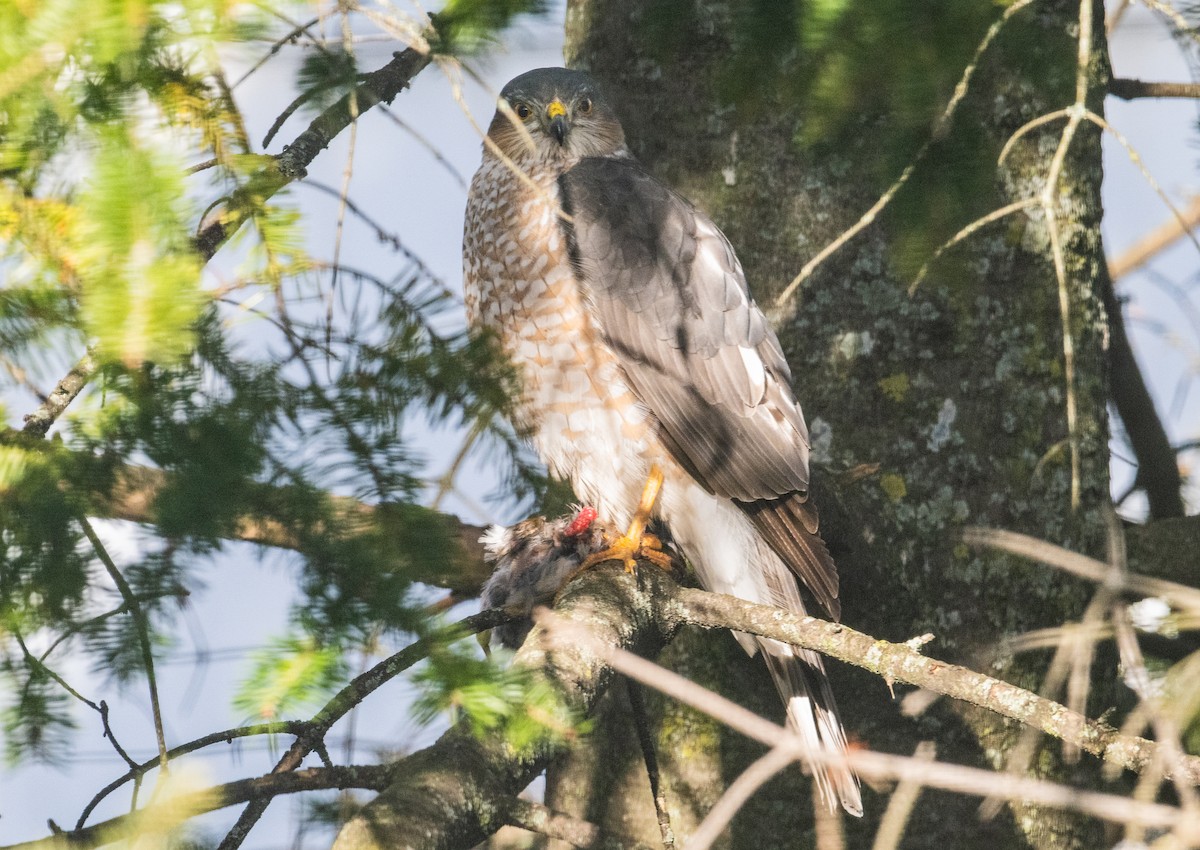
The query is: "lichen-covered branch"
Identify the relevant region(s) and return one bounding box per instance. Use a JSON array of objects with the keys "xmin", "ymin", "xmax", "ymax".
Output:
[
  {"xmin": 20, "ymin": 352, "xmax": 96, "ymax": 437},
  {"xmin": 666, "ymin": 587, "xmax": 1200, "ymax": 782},
  {"xmin": 333, "ymin": 561, "xmax": 1200, "ymax": 850}
]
